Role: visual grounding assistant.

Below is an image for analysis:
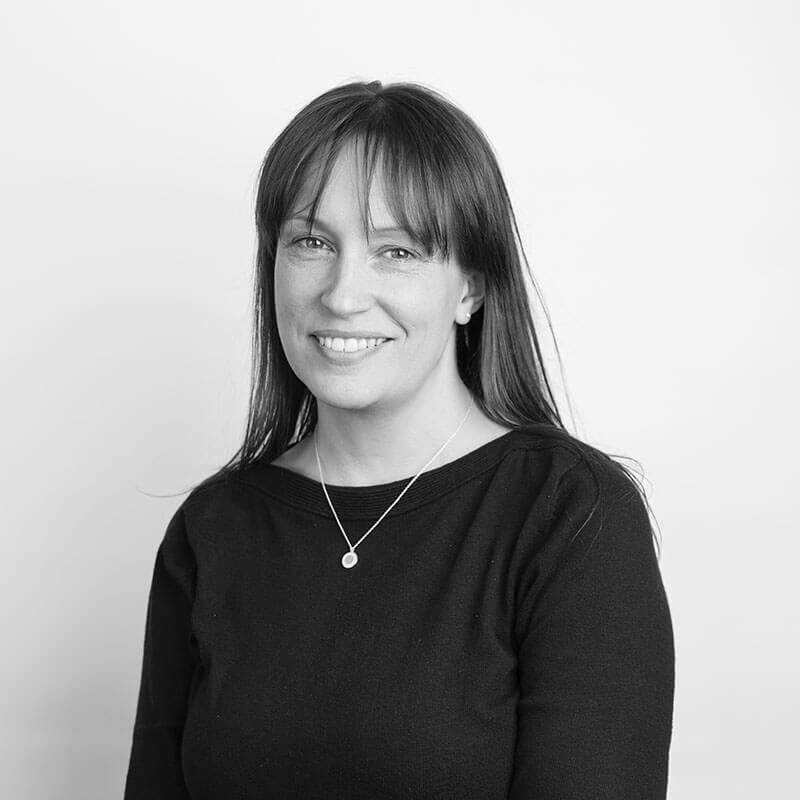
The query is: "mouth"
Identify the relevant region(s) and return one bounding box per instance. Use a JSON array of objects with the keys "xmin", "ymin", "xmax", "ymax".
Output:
[{"xmin": 310, "ymin": 334, "xmax": 393, "ymax": 360}]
